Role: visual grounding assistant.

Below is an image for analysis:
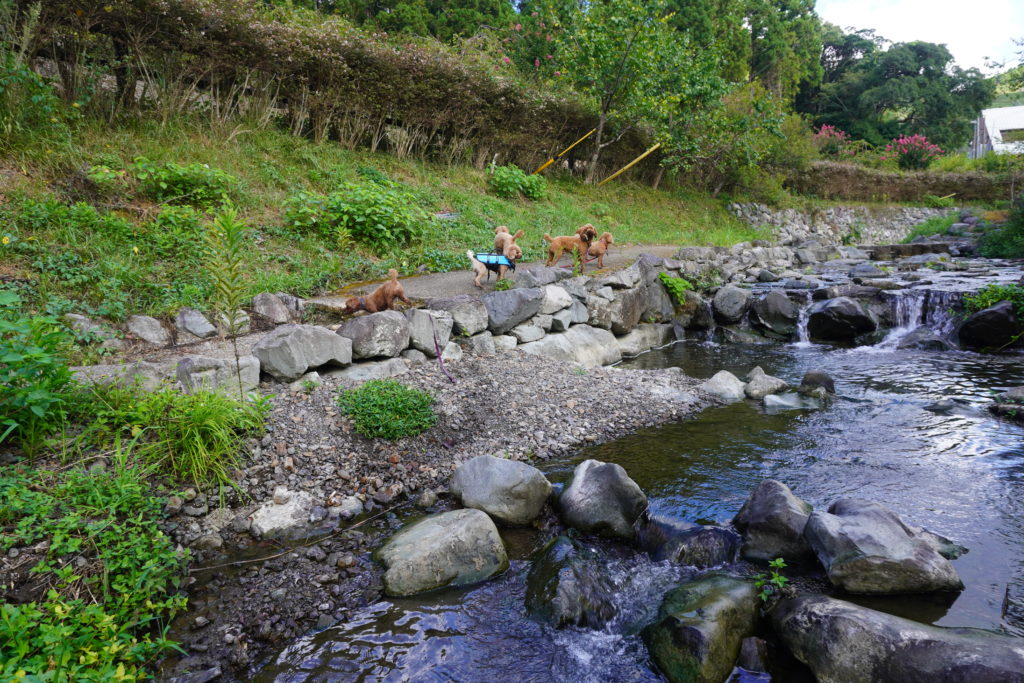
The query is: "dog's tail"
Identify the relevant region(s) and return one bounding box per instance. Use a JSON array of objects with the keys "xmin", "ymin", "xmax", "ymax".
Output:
[
  {"xmin": 543, "ymin": 233, "xmax": 553, "ymax": 243},
  {"xmin": 387, "ymin": 268, "xmax": 399, "ymax": 281},
  {"xmin": 466, "ymin": 249, "xmax": 477, "ymax": 265},
  {"xmin": 512, "ymin": 229, "xmax": 525, "ymax": 240}
]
